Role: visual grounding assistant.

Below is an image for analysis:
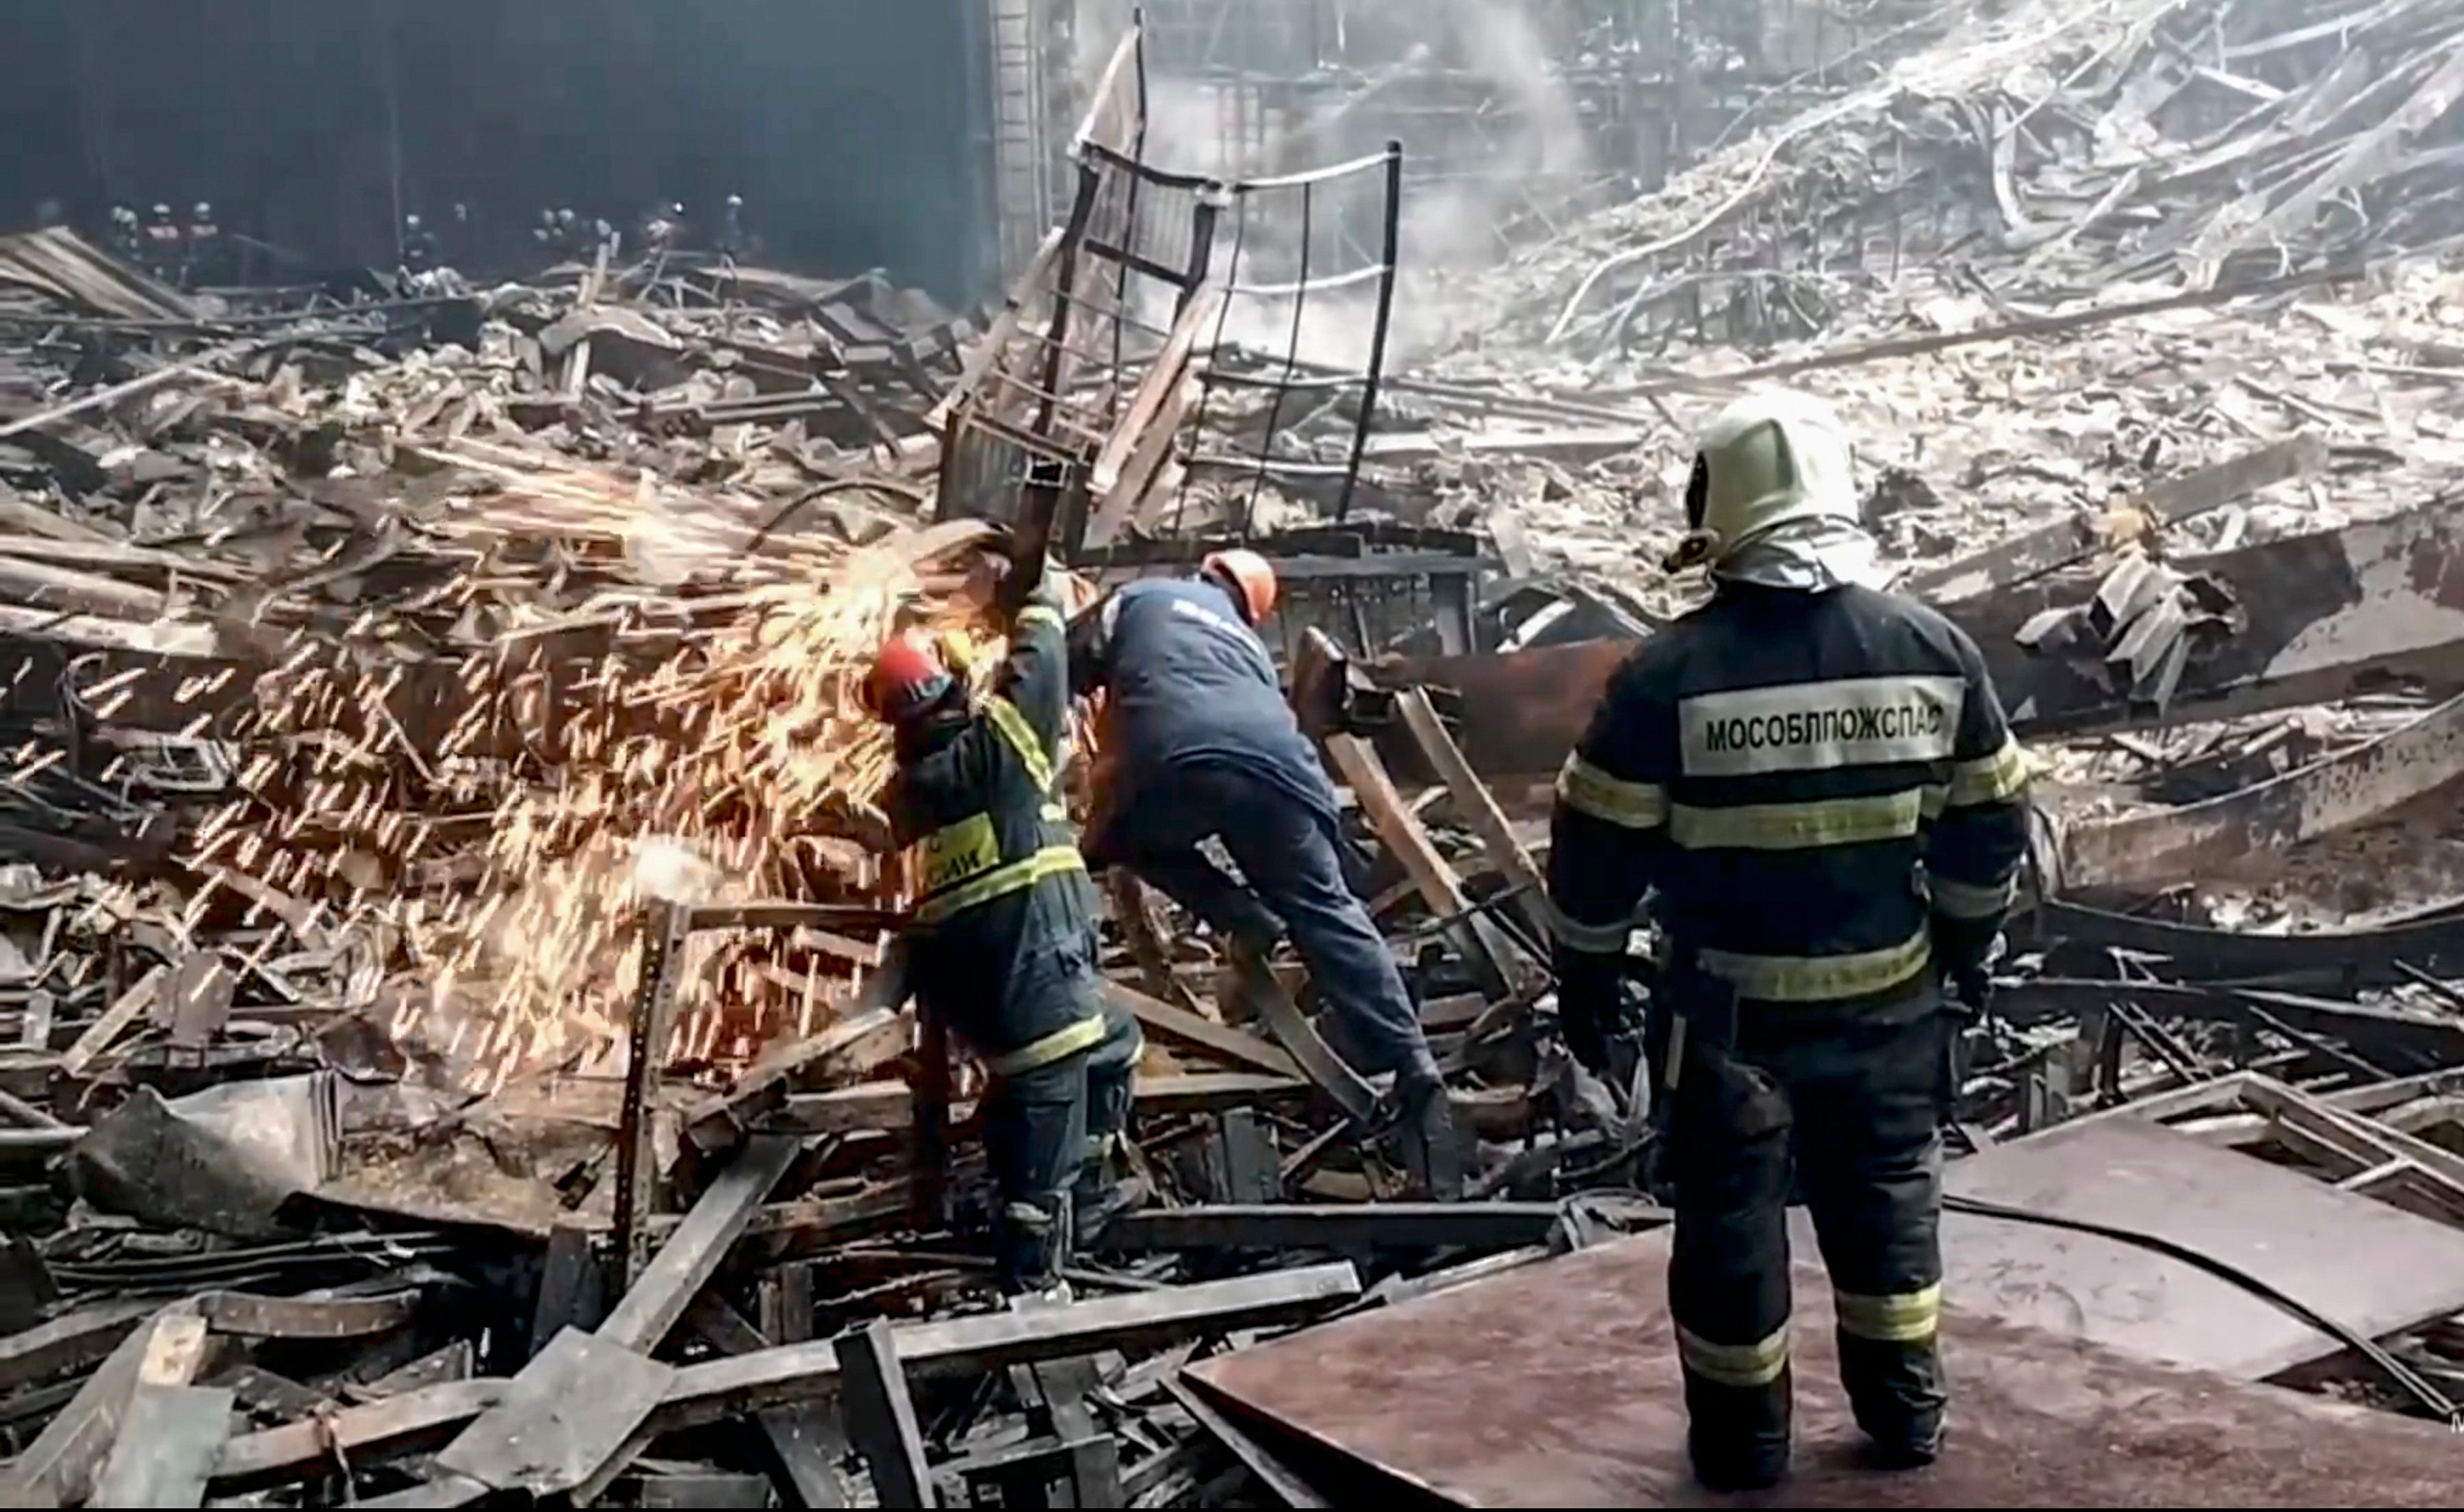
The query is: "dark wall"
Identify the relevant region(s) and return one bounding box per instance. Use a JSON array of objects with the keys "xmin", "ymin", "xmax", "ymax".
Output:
[{"xmin": 0, "ymin": 0, "xmax": 997, "ymax": 300}]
